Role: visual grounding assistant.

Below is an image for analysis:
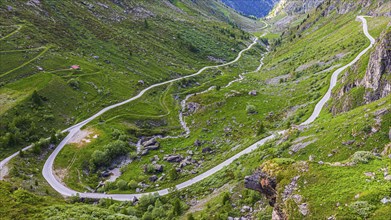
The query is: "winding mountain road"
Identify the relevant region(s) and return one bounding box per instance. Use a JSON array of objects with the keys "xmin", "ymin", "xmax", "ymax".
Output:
[
  {"xmin": 0, "ymin": 17, "xmax": 375, "ymax": 201},
  {"xmin": 301, "ymin": 16, "xmax": 375, "ymax": 125}
]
